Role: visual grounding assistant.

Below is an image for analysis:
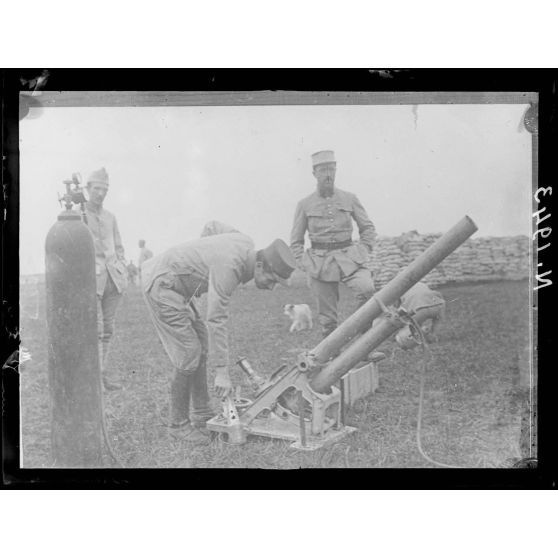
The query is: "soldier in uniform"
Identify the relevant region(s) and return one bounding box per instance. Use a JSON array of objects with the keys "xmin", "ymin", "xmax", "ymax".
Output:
[
  {"xmin": 290, "ymin": 150, "xmax": 377, "ymax": 338},
  {"xmin": 393, "ymin": 282, "xmax": 446, "ymax": 348},
  {"xmin": 137, "ymin": 239, "xmax": 153, "ymax": 282},
  {"xmin": 127, "ymin": 260, "xmax": 138, "ymax": 285},
  {"xmin": 141, "ymin": 231, "xmax": 296, "ymax": 443},
  {"xmin": 84, "ymin": 167, "xmax": 128, "ymax": 390}
]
